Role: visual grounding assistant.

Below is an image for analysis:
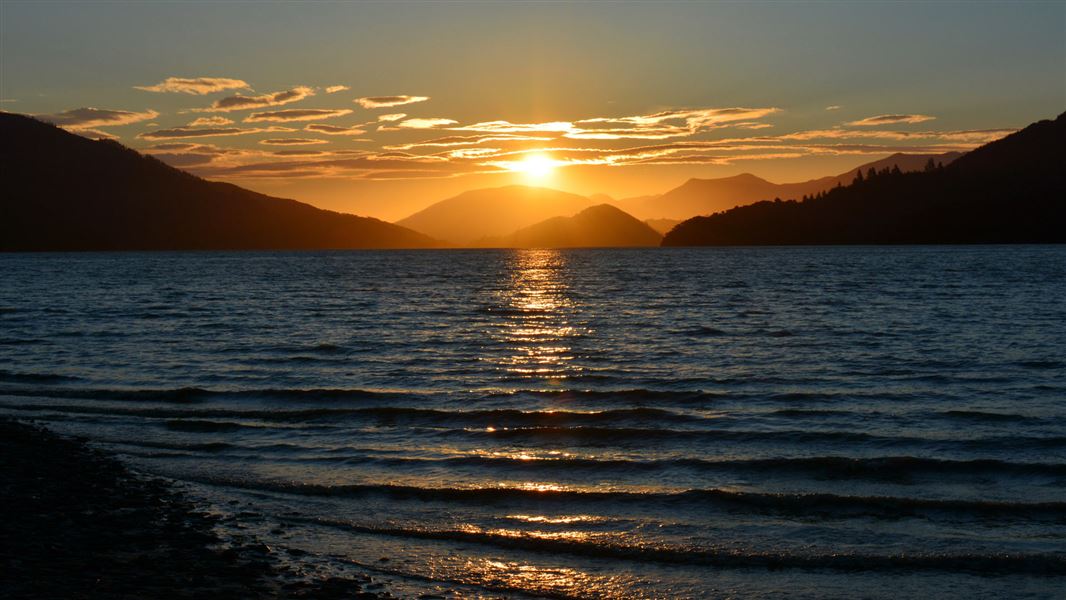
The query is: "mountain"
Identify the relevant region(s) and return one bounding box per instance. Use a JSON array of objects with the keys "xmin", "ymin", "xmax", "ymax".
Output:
[
  {"xmin": 644, "ymin": 218, "xmax": 681, "ymax": 235},
  {"xmin": 613, "ymin": 152, "xmax": 963, "ymax": 220},
  {"xmin": 662, "ymin": 114, "xmax": 1065, "ymax": 246},
  {"xmin": 0, "ymin": 113, "xmax": 438, "ymax": 251},
  {"xmin": 397, "ymin": 185, "xmax": 592, "ymax": 245},
  {"xmin": 482, "ymin": 204, "xmax": 662, "ymax": 248}
]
